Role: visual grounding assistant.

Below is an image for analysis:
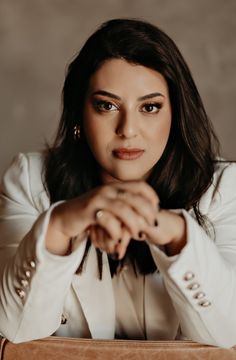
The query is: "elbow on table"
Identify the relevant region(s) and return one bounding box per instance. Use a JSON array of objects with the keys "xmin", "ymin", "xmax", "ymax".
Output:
[{"xmin": 0, "ymin": 321, "xmax": 57, "ymax": 344}]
